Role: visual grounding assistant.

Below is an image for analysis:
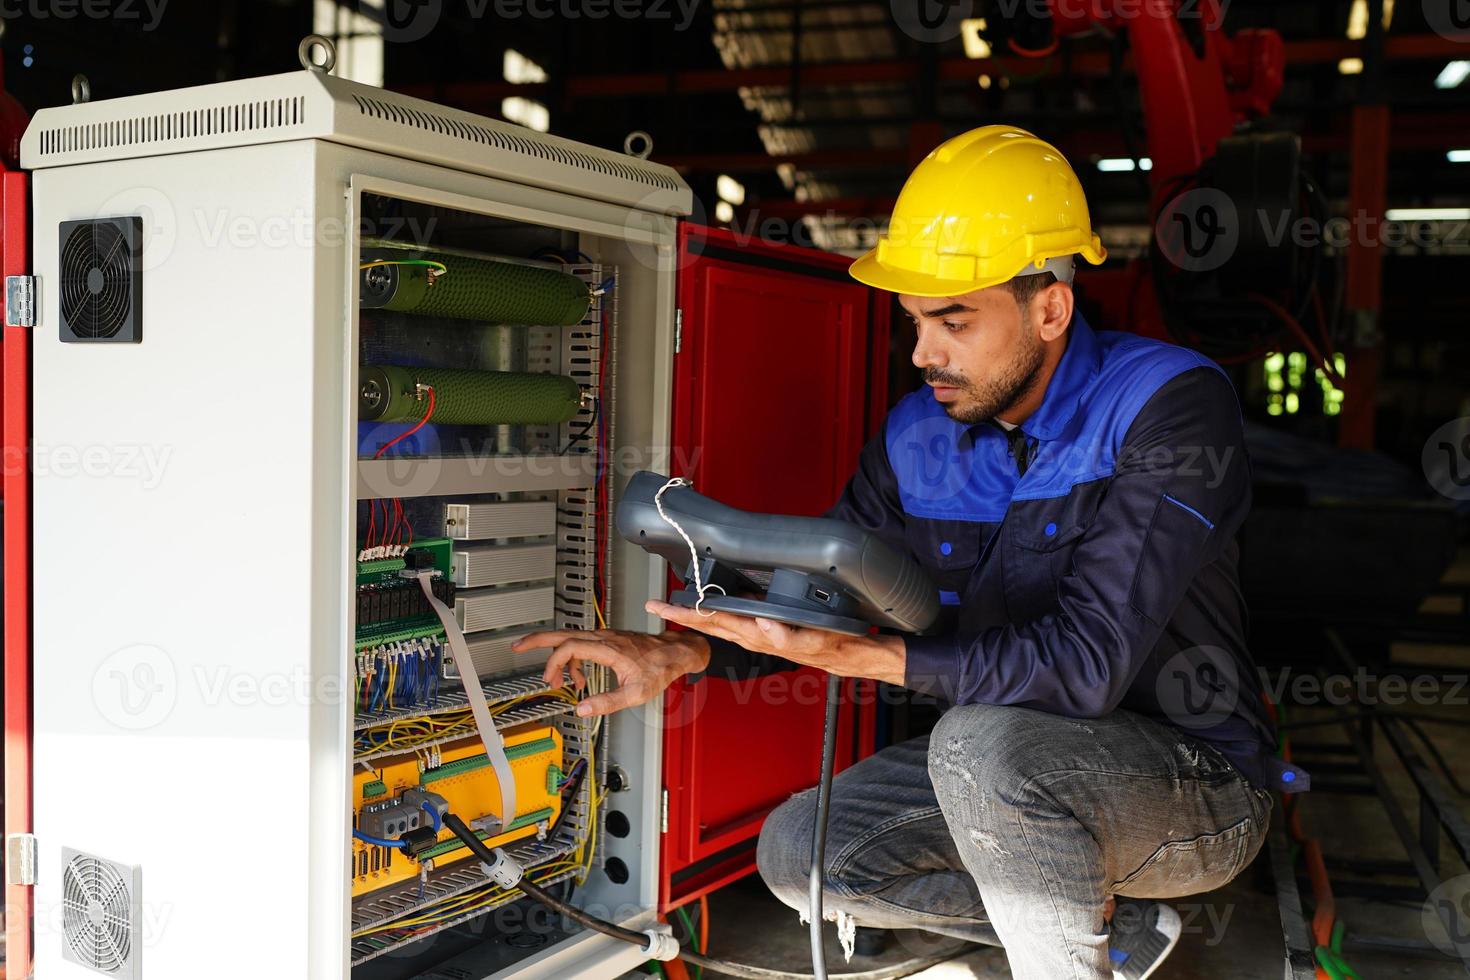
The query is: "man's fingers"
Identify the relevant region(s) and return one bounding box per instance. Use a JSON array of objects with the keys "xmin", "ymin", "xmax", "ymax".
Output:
[
  {"xmin": 542, "ymin": 640, "xmax": 637, "ymax": 679},
  {"xmin": 649, "ymin": 601, "xmax": 757, "ymax": 644},
  {"xmin": 542, "ymin": 647, "xmax": 578, "ymax": 687},
  {"xmin": 568, "ymin": 658, "xmax": 587, "ymax": 691},
  {"xmin": 515, "ymin": 630, "xmax": 583, "ymax": 652},
  {"xmin": 575, "ymin": 684, "xmax": 645, "ymax": 718}
]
